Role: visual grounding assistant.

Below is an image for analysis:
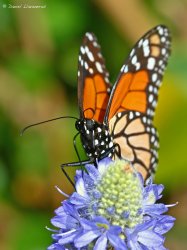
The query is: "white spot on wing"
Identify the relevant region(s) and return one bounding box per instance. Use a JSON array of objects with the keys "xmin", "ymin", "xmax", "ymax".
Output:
[
  {"xmin": 96, "ymin": 62, "xmax": 103, "ymax": 73},
  {"xmin": 147, "ymin": 57, "xmax": 156, "ymax": 70},
  {"xmin": 149, "ymin": 94, "xmax": 154, "ymax": 103},
  {"xmin": 135, "ymin": 62, "xmax": 140, "ymax": 70},
  {"xmin": 121, "ymin": 64, "xmax": 125, "ymax": 72},
  {"xmin": 132, "ymin": 55, "xmax": 137, "ymax": 64},
  {"xmin": 97, "ymin": 127, "xmax": 102, "ymax": 132},
  {"xmin": 86, "ymin": 33, "xmax": 93, "ymax": 41},
  {"xmin": 159, "ymin": 60, "xmax": 163, "ymax": 66},
  {"xmin": 156, "ymin": 80, "xmax": 161, "ymax": 86},
  {"xmin": 105, "ymin": 77, "xmax": 109, "ymax": 83},
  {"xmin": 142, "ymin": 117, "xmax": 147, "ymax": 123},
  {"xmin": 84, "ymin": 62, "xmax": 88, "ymax": 70},
  {"xmin": 95, "ymin": 139, "xmax": 99, "ymax": 146},
  {"xmin": 93, "ymin": 41, "xmax": 98, "ymax": 47},
  {"xmin": 161, "ymin": 48, "xmax": 166, "ymax": 55},
  {"xmin": 89, "ymin": 68, "xmax": 93, "ymax": 74},
  {"xmin": 143, "ymin": 46, "xmax": 150, "ymax": 57},
  {"xmin": 152, "ymin": 100, "xmax": 157, "ymax": 107},
  {"xmin": 130, "ymin": 48, "xmax": 135, "ymax": 56},
  {"xmin": 161, "ymin": 36, "xmax": 166, "ymax": 42},
  {"xmin": 98, "ymin": 52, "xmax": 102, "ymax": 58},
  {"xmin": 80, "ymin": 46, "xmax": 85, "ymax": 54},
  {"xmin": 87, "ymin": 51, "xmax": 94, "ymax": 62},
  {"xmin": 138, "ymin": 39, "xmax": 143, "ymax": 47},
  {"xmin": 149, "ymin": 85, "xmax": 153, "ymax": 92},
  {"xmin": 151, "ymin": 136, "xmax": 155, "ymax": 143},
  {"xmin": 158, "ymin": 27, "xmax": 164, "ymax": 35},
  {"xmin": 143, "ymin": 39, "xmax": 149, "ymax": 47},
  {"xmin": 129, "ymin": 112, "xmax": 134, "ymax": 120},
  {"xmin": 152, "ymin": 73, "xmax": 157, "ymax": 82},
  {"xmin": 153, "ymin": 87, "xmax": 158, "ymax": 94}
]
